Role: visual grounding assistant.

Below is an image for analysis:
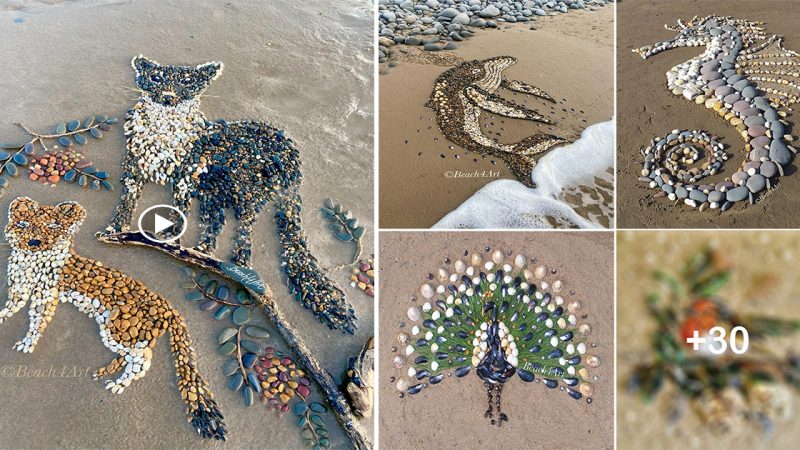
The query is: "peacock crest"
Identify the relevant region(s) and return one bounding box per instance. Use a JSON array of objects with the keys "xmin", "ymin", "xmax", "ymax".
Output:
[{"xmin": 391, "ymin": 248, "xmax": 600, "ymax": 426}]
